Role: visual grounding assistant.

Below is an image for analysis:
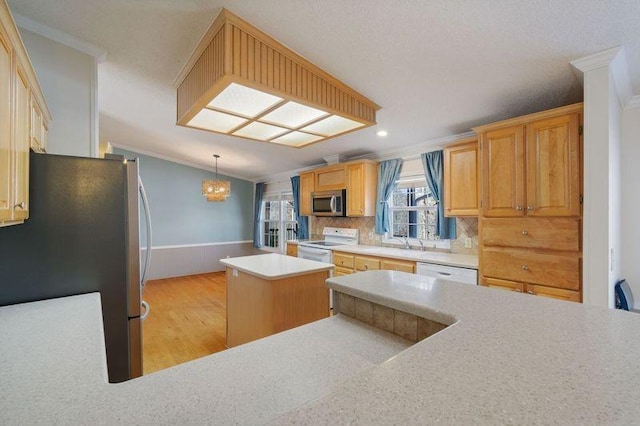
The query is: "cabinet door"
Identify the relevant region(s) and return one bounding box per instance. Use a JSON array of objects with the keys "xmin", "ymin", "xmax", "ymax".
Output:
[
  {"xmin": 481, "ymin": 126, "xmax": 525, "ymax": 217},
  {"xmin": 299, "ymin": 172, "xmax": 314, "ymax": 216},
  {"xmin": 30, "ymin": 94, "xmax": 42, "ymax": 152},
  {"xmin": 526, "ymin": 284, "xmax": 580, "ymax": 303},
  {"xmin": 347, "ymin": 163, "xmax": 364, "ymax": 216},
  {"xmin": 526, "ymin": 113, "xmax": 580, "ymax": 217},
  {"xmin": 381, "ymin": 259, "xmax": 415, "ymax": 273},
  {"xmin": 0, "ymin": 29, "xmax": 12, "ymax": 221},
  {"xmin": 285, "ymin": 244, "xmax": 298, "ymax": 257},
  {"xmin": 314, "ymin": 165, "xmax": 346, "ymax": 191},
  {"xmin": 13, "ymin": 64, "xmax": 29, "ymax": 221},
  {"xmin": 481, "ymin": 276, "xmax": 524, "ymax": 293},
  {"xmin": 444, "ymin": 140, "xmax": 479, "ymax": 216}
]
